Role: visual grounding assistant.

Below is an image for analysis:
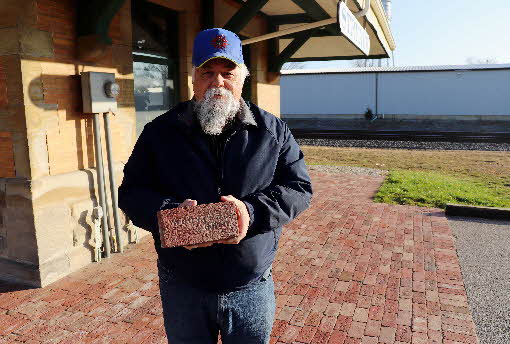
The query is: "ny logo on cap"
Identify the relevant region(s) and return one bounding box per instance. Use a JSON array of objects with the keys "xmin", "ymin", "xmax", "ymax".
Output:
[{"xmin": 211, "ymin": 35, "xmax": 229, "ymax": 49}]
